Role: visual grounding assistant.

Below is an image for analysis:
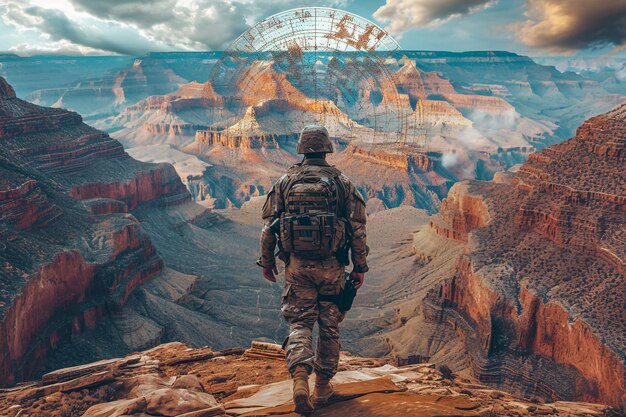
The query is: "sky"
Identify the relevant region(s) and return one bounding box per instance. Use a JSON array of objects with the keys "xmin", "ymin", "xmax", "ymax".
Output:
[{"xmin": 0, "ymin": 0, "xmax": 625, "ymax": 57}]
